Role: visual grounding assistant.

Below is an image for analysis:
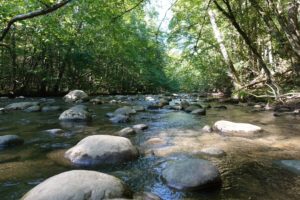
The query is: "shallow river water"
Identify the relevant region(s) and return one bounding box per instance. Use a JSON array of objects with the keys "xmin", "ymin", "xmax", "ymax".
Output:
[{"xmin": 0, "ymin": 95, "xmax": 300, "ymax": 200}]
